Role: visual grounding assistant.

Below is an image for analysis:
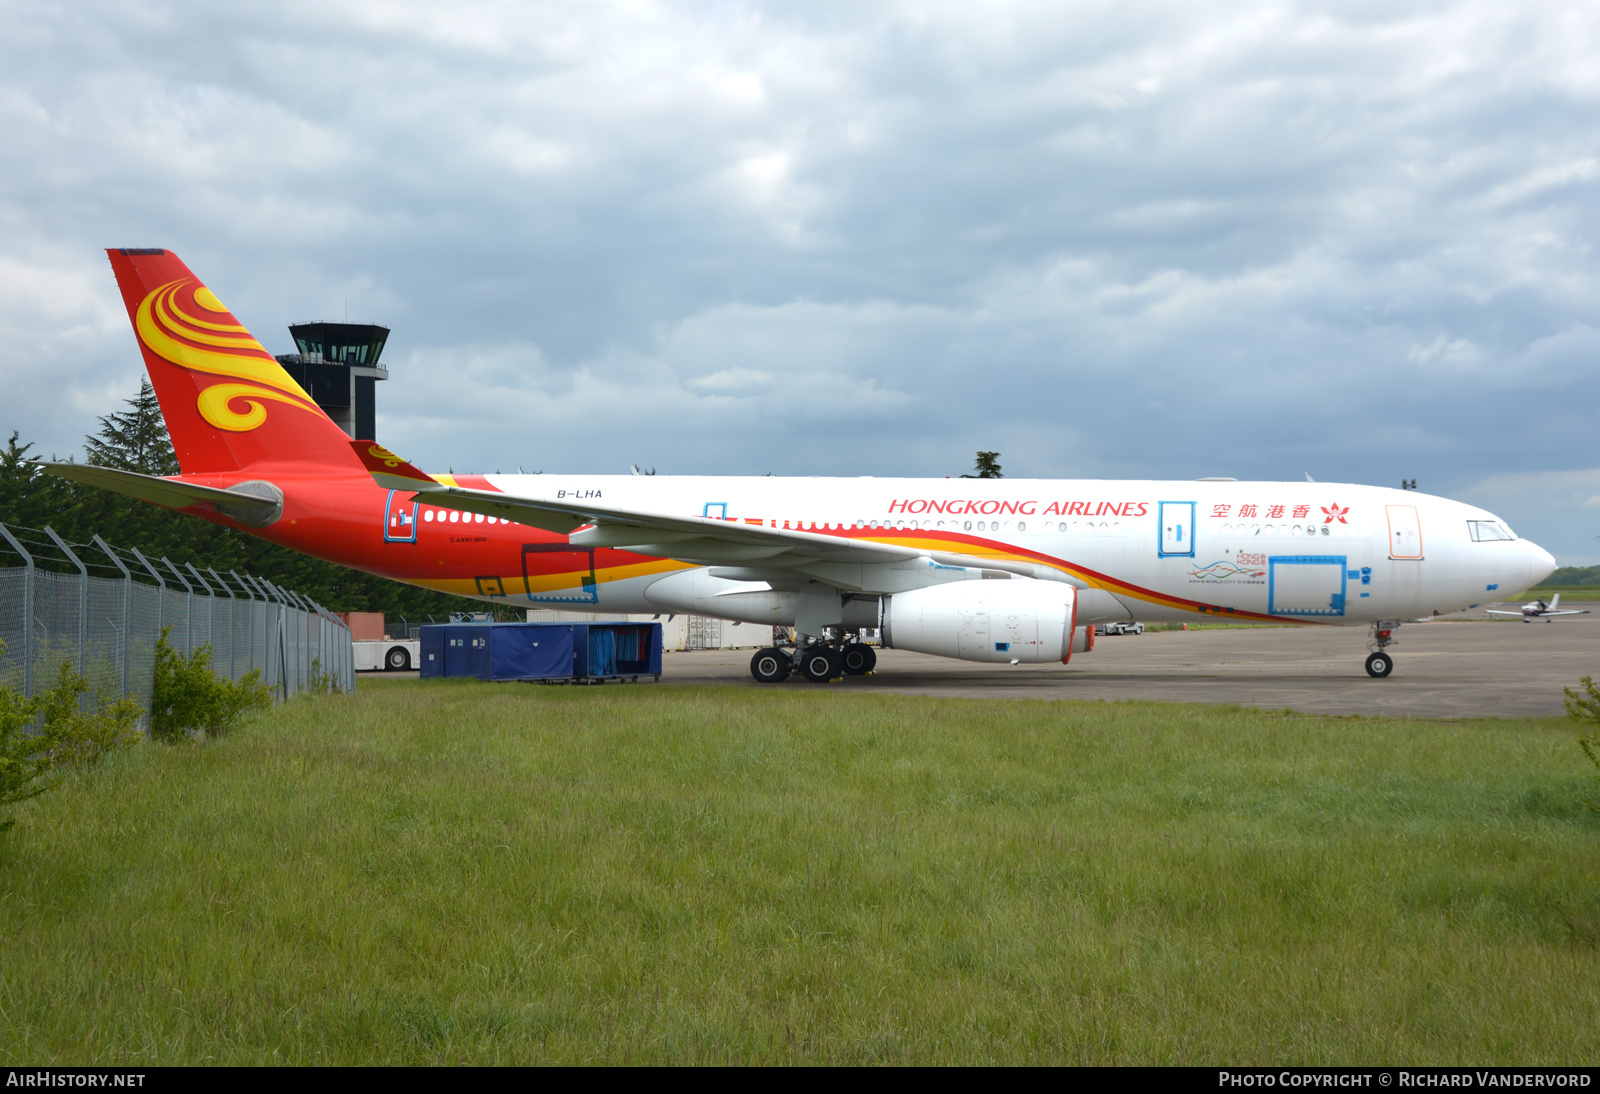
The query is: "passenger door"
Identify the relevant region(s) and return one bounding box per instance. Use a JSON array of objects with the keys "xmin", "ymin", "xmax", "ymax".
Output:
[
  {"xmin": 383, "ymin": 489, "xmax": 417, "ymax": 543},
  {"xmin": 1159, "ymin": 501, "xmax": 1195, "ymax": 558},
  {"xmin": 1386, "ymin": 505, "xmax": 1423, "ymax": 559}
]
